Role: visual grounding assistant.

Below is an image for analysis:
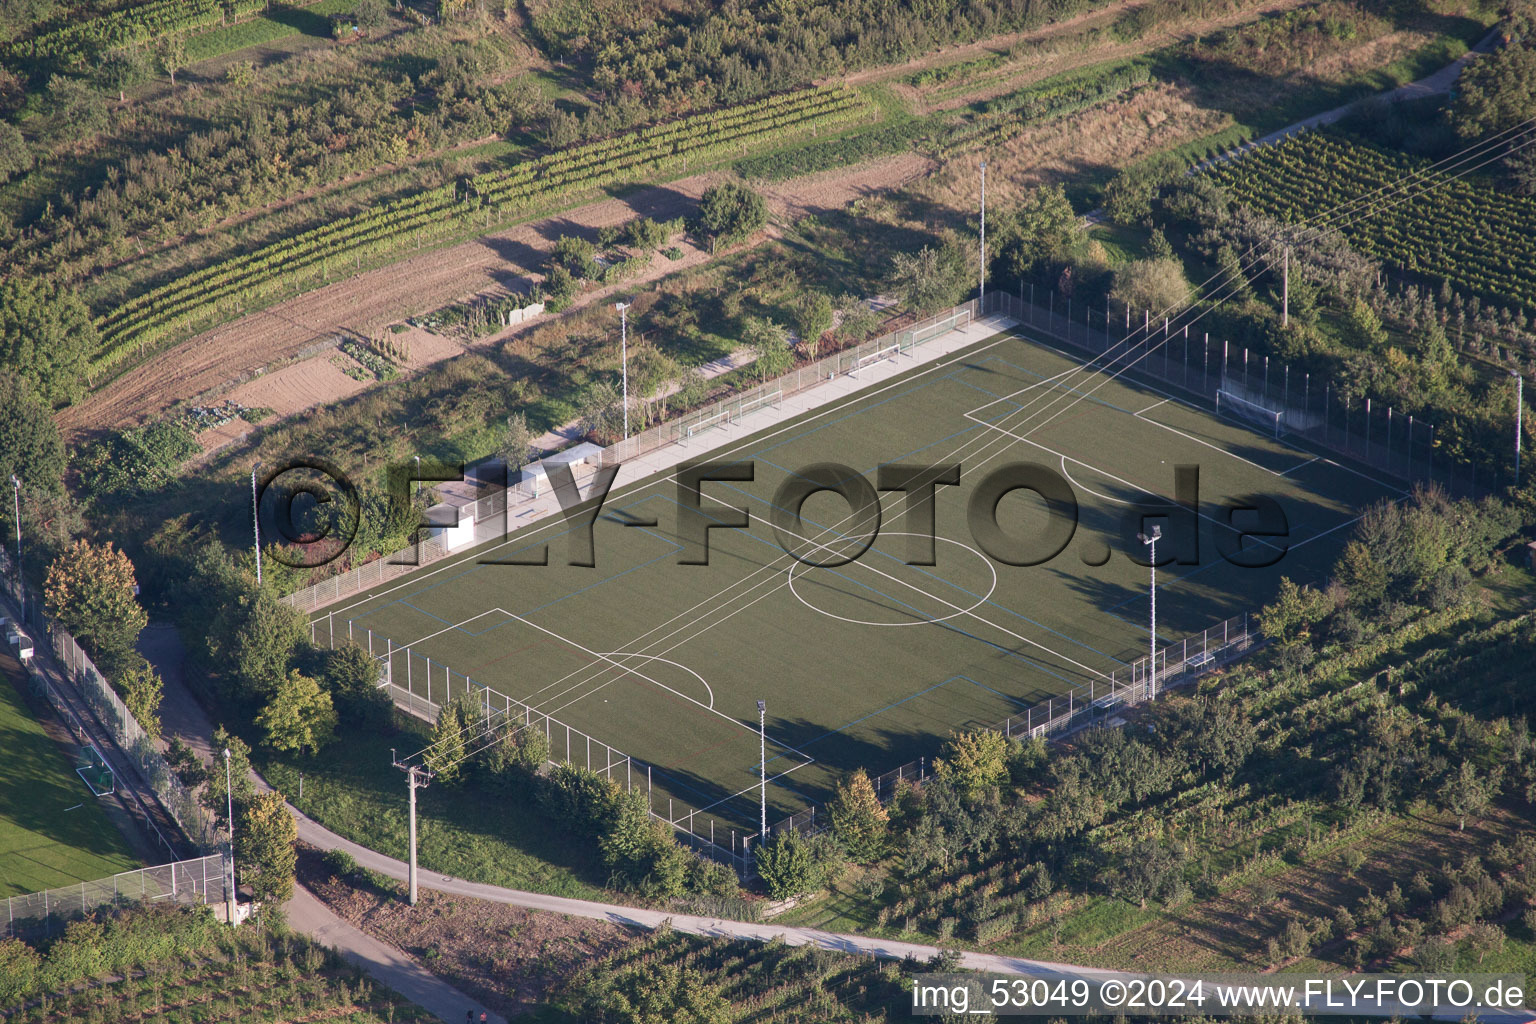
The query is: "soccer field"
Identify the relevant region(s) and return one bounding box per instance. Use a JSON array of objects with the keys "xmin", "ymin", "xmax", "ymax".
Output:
[
  {"xmin": 324, "ymin": 329, "xmax": 1394, "ymax": 832},
  {"xmin": 0, "ymin": 659, "xmax": 139, "ymax": 897}
]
